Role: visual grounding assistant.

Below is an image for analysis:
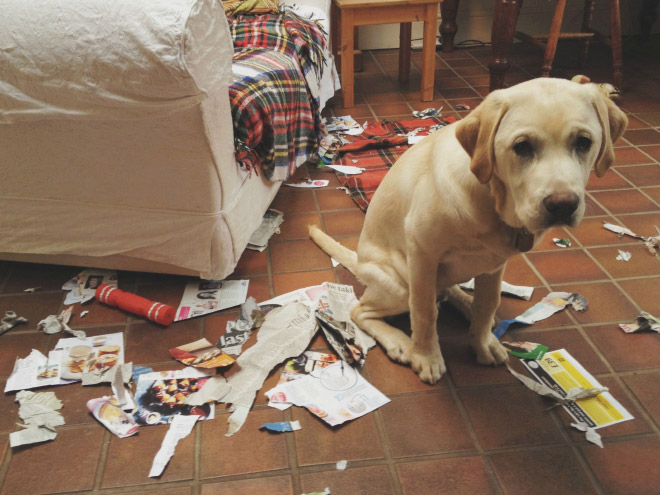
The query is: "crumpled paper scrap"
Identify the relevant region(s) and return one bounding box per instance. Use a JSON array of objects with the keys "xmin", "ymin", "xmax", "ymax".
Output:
[
  {"xmin": 0, "ymin": 311, "xmax": 28, "ymax": 336},
  {"xmin": 9, "ymin": 390, "xmax": 65, "ymax": 447},
  {"xmin": 38, "ymin": 307, "xmax": 86, "ymax": 339},
  {"xmin": 260, "ymin": 420, "xmax": 301, "ymax": 433},
  {"xmin": 149, "ymin": 415, "xmax": 199, "ymax": 477},
  {"xmin": 494, "ymin": 292, "xmax": 587, "ymax": 339},
  {"xmin": 619, "ymin": 312, "xmax": 660, "ymax": 334}
]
